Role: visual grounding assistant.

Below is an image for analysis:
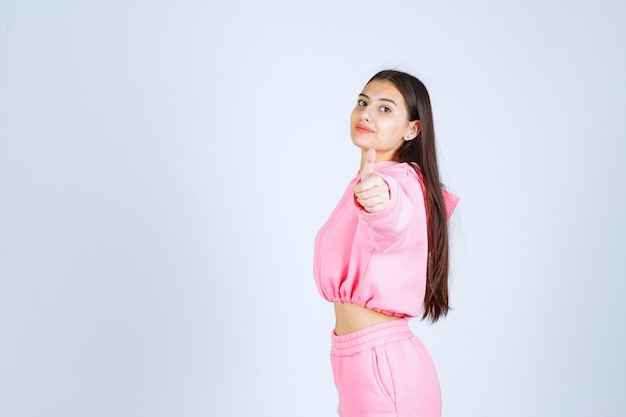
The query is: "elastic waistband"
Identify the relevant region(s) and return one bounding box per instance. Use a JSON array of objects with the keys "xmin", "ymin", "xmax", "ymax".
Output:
[{"xmin": 331, "ymin": 318, "xmax": 413, "ymax": 357}]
